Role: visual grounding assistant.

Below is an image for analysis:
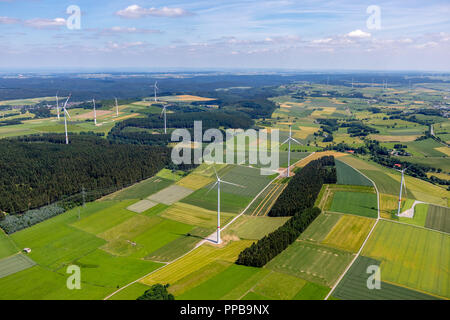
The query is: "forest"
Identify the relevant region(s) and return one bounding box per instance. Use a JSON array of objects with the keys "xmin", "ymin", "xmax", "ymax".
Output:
[
  {"xmin": 0, "ymin": 134, "xmax": 171, "ymax": 214},
  {"xmin": 235, "ymin": 156, "xmax": 337, "ymax": 267},
  {"xmin": 268, "ymin": 156, "xmax": 337, "ymax": 217}
]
